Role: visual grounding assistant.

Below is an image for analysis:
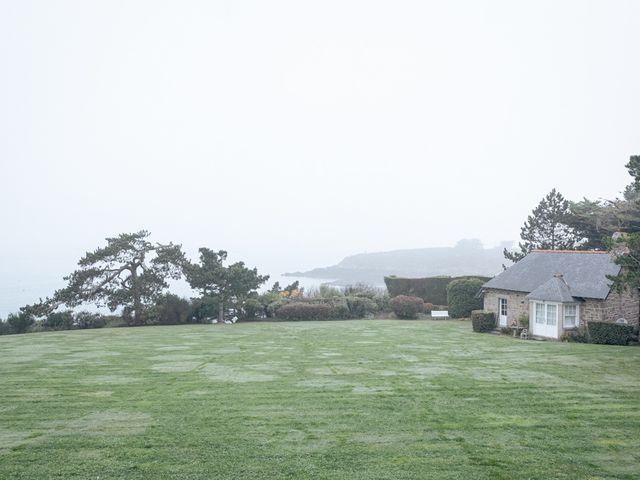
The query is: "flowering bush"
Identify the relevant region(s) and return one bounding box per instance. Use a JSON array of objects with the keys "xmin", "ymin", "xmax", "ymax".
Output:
[{"xmin": 390, "ymin": 295, "xmax": 424, "ymax": 319}]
